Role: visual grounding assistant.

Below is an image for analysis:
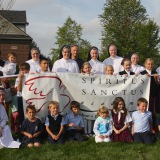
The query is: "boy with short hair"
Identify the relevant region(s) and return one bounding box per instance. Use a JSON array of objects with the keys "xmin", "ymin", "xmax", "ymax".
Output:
[
  {"xmin": 45, "ymin": 101, "xmax": 64, "ymax": 144},
  {"xmin": 15, "ymin": 63, "xmax": 30, "ymax": 125},
  {"xmin": 21, "ymin": 105, "xmax": 43, "ymax": 147},
  {"xmin": 15, "ymin": 62, "xmax": 30, "ymax": 93},
  {"xmin": 63, "ymin": 101, "xmax": 88, "ymax": 142},
  {"xmin": 132, "ymin": 97, "xmax": 156, "ymax": 144},
  {"xmin": 36, "ymin": 57, "xmax": 50, "ymax": 73}
]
